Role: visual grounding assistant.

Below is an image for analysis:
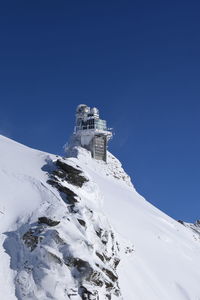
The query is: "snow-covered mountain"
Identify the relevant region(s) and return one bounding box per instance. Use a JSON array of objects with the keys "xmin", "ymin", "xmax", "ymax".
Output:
[{"xmin": 0, "ymin": 134, "xmax": 200, "ymax": 300}]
